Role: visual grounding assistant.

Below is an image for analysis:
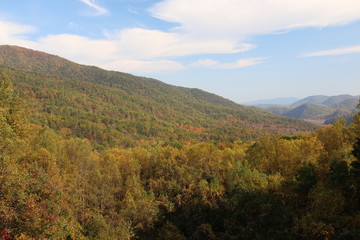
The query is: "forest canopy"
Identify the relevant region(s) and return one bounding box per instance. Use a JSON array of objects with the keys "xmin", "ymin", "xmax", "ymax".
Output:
[
  {"xmin": 1, "ymin": 72, "xmax": 360, "ymax": 239},
  {"xmin": 0, "ymin": 45, "xmax": 316, "ymax": 150}
]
